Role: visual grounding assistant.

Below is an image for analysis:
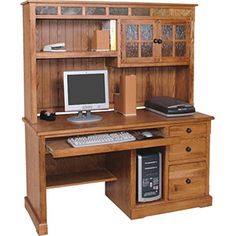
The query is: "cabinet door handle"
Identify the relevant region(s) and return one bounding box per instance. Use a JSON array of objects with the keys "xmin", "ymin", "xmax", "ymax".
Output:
[
  {"xmin": 186, "ymin": 178, "xmax": 192, "ymax": 184},
  {"xmin": 185, "ymin": 146, "xmax": 192, "ymax": 152},
  {"xmin": 153, "ymin": 38, "xmax": 162, "ymax": 44},
  {"xmin": 186, "ymin": 128, "xmax": 192, "ymax": 133}
]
